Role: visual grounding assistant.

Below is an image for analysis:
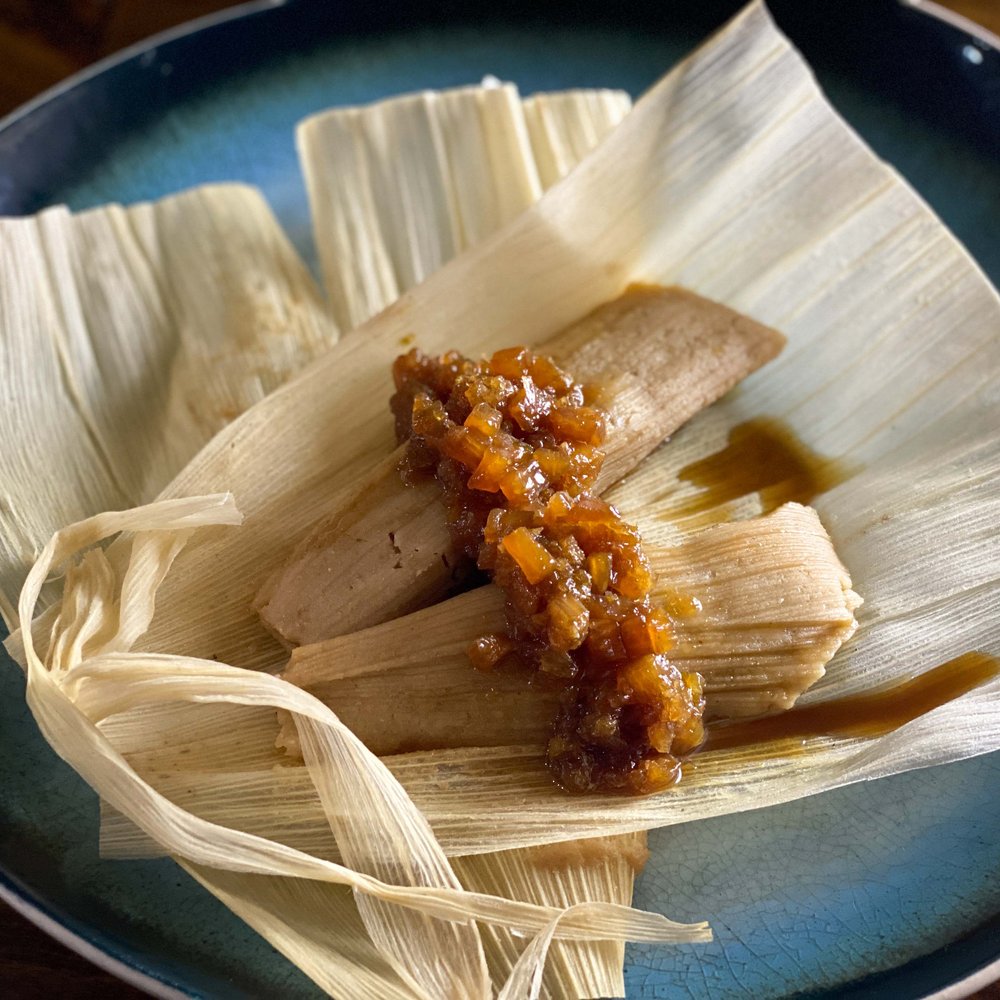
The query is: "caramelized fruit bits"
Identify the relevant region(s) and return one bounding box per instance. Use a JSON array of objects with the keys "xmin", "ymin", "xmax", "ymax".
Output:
[{"xmin": 392, "ymin": 346, "xmax": 705, "ymax": 794}]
